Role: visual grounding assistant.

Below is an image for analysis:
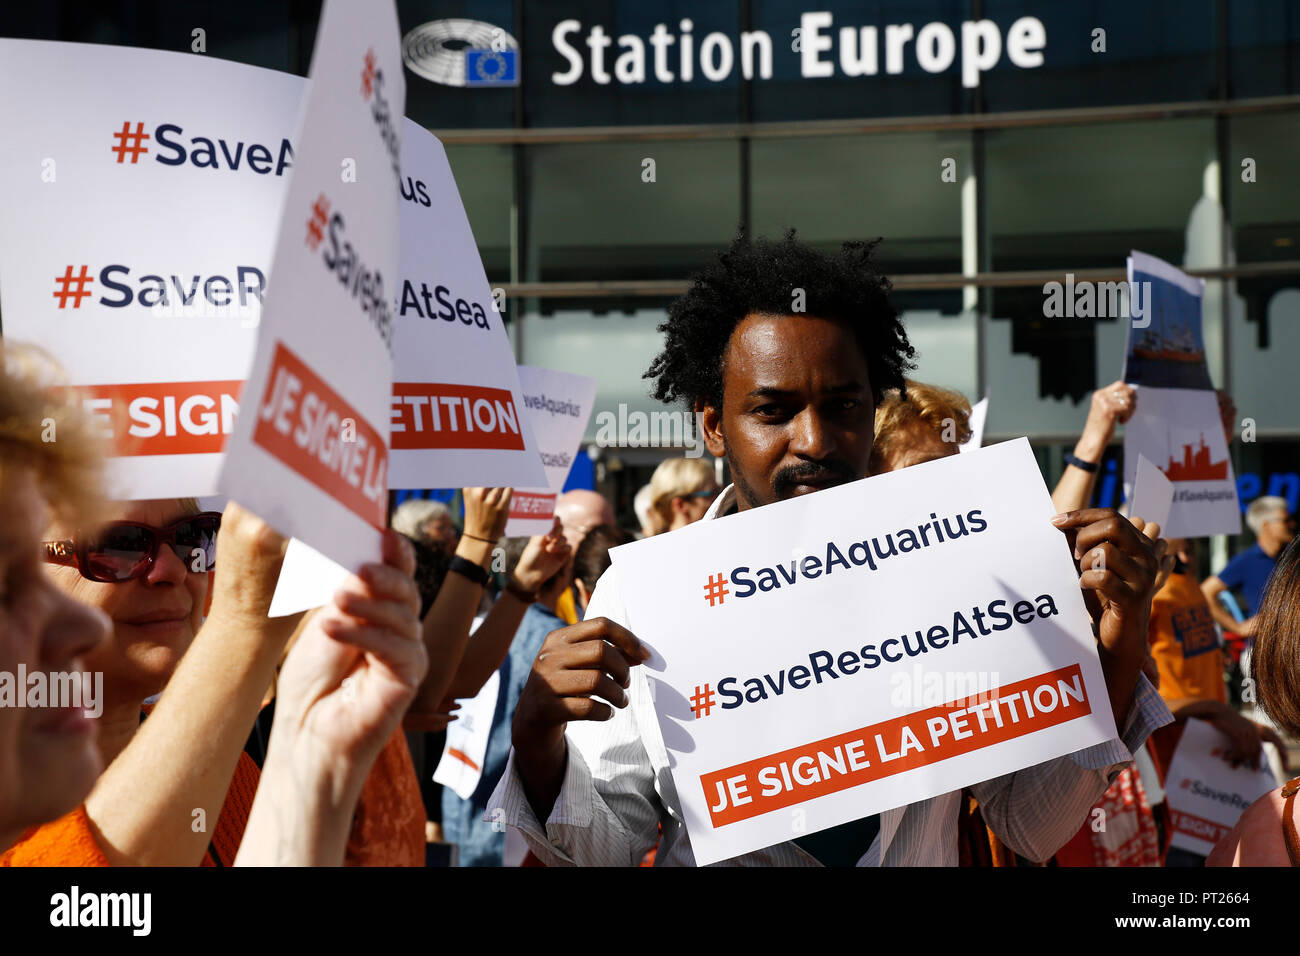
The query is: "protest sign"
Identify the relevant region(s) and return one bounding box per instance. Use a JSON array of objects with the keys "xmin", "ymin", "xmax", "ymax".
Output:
[
  {"xmin": 0, "ymin": 38, "xmax": 543, "ymax": 509},
  {"xmin": 959, "ymin": 395, "xmax": 989, "ymax": 453},
  {"xmin": 1165, "ymin": 717, "xmax": 1279, "ymax": 856},
  {"xmin": 435, "ymin": 669, "xmax": 500, "ymax": 800},
  {"xmin": 219, "ymin": 0, "xmax": 403, "ymax": 572},
  {"xmin": 504, "ymin": 366, "xmax": 598, "ymax": 536},
  {"xmin": 1122, "ymin": 251, "xmax": 1240, "ymax": 538},
  {"xmin": 268, "ymin": 120, "xmax": 556, "ymax": 615},
  {"xmin": 1129, "ymin": 453, "xmax": 1174, "ymax": 533},
  {"xmin": 0, "ymin": 39, "xmax": 300, "ymax": 498},
  {"xmin": 266, "ymin": 536, "xmax": 348, "ymax": 618},
  {"xmin": 609, "ymin": 438, "xmax": 1116, "ymax": 865},
  {"xmin": 390, "ymin": 126, "xmax": 546, "ymax": 492}
]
